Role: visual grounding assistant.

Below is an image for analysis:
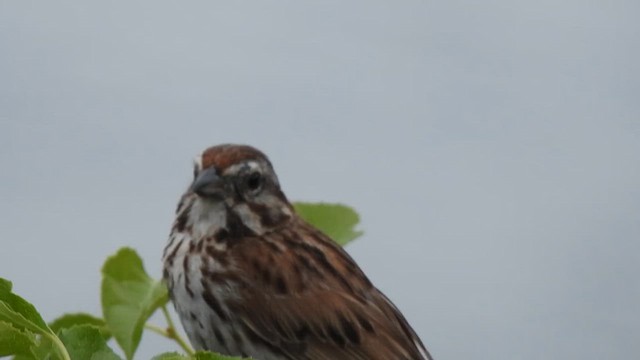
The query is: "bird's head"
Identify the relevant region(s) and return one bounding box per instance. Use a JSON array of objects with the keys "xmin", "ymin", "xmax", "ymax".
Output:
[{"xmin": 182, "ymin": 144, "xmax": 294, "ymax": 239}]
